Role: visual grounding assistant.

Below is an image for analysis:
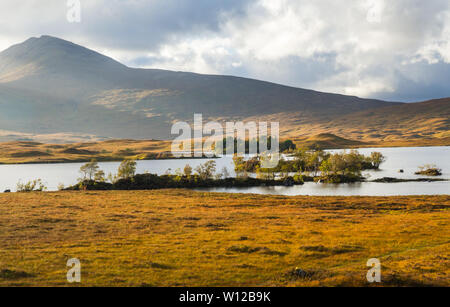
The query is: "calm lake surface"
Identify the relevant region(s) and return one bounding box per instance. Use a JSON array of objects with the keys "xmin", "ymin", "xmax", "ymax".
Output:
[{"xmin": 0, "ymin": 146, "xmax": 448, "ymax": 196}]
